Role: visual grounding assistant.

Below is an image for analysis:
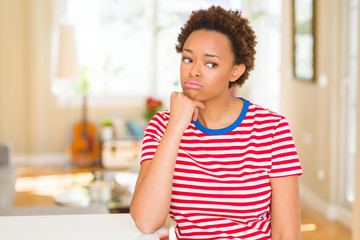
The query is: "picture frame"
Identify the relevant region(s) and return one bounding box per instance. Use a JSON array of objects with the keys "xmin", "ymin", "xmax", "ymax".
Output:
[{"xmin": 293, "ymin": 0, "xmax": 316, "ymax": 81}]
